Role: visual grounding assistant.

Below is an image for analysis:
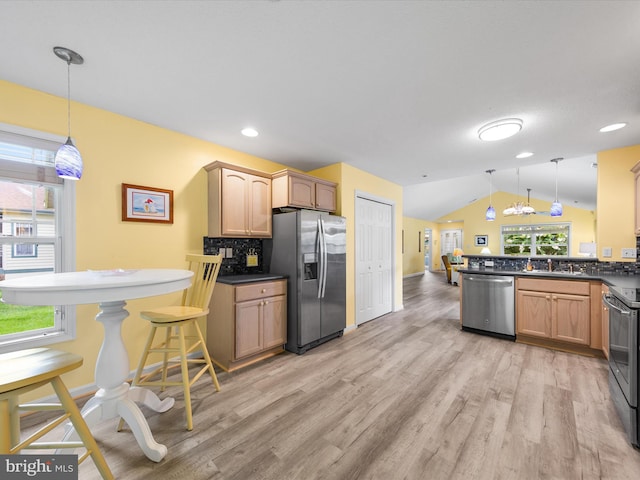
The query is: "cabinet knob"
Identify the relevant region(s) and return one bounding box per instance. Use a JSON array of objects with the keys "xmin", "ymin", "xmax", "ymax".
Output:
[
  {"xmin": 261, "ymin": 288, "xmax": 266, "ymax": 293},
  {"xmin": 264, "ymin": 301, "xmax": 269, "ymax": 305}
]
